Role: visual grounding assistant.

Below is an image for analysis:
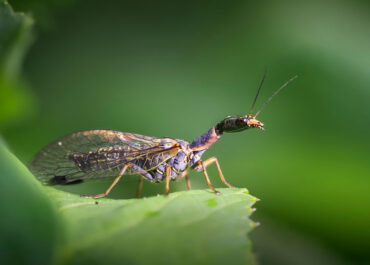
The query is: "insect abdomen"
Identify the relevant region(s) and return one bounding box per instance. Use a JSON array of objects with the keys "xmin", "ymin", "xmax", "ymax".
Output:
[{"xmin": 150, "ymin": 150, "xmax": 190, "ymax": 181}]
